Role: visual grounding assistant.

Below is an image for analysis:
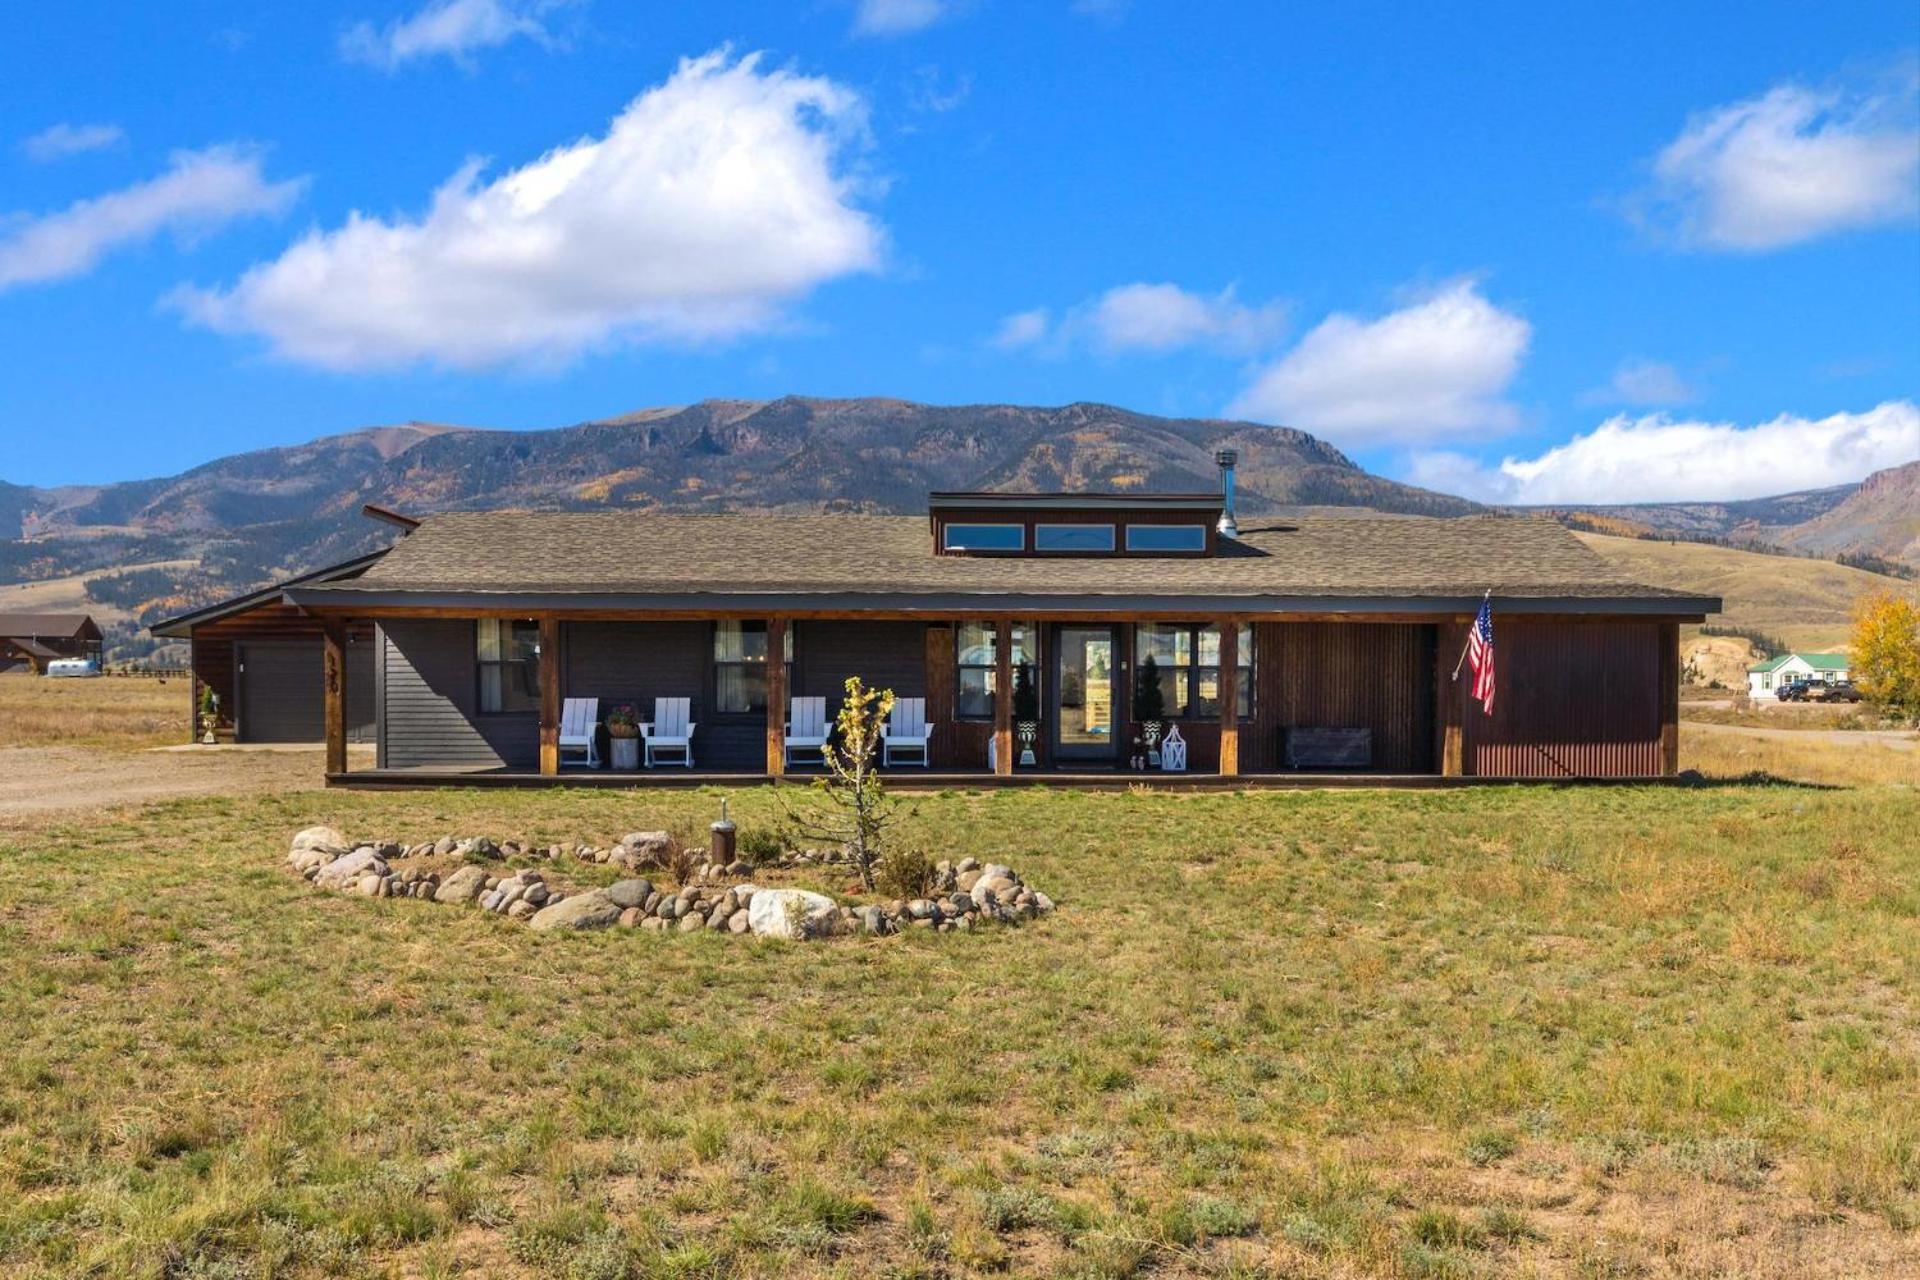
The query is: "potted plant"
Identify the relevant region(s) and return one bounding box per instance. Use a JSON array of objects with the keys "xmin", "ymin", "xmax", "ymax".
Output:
[
  {"xmin": 1134, "ymin": 653, "xmax": 1166, "ymax": 766},
  {"xmin": 605, "ymin": 703, "xmax": 640, "ymax": 770},
  {"xmin": 198, "ymin": 686, "xmax": 219, "ymax": 745},
  {"xmin": 1012, "ymin": 660, "xmax": 1040, "ymax": 766}
]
